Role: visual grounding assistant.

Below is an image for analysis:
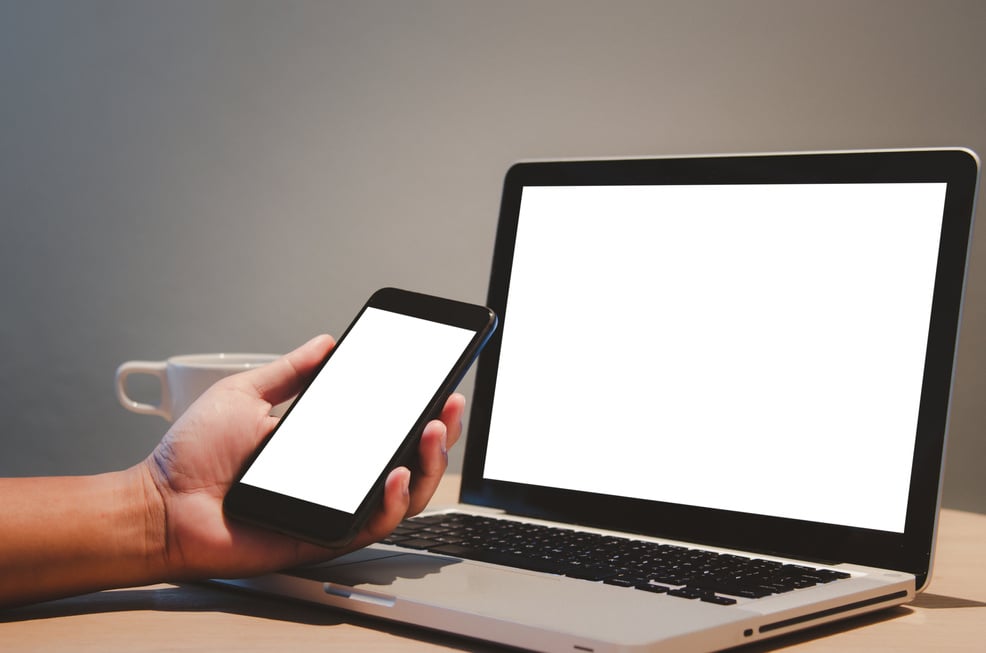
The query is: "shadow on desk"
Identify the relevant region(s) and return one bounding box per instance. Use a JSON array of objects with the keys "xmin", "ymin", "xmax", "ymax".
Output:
[
  {"xmin": 0, "ymin": 584, "xmax": 345, "ymax": 626},
  {"xmin": 3, "ymin": 583, "xmax": 984, "ymax": 653},
  {"xmin": 908, "ymin": 592, "xmax": 986, "ymax": 609},
  {"xmin": 0, "ymin": 583, "xmax": 501, "ymax": 652}
]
